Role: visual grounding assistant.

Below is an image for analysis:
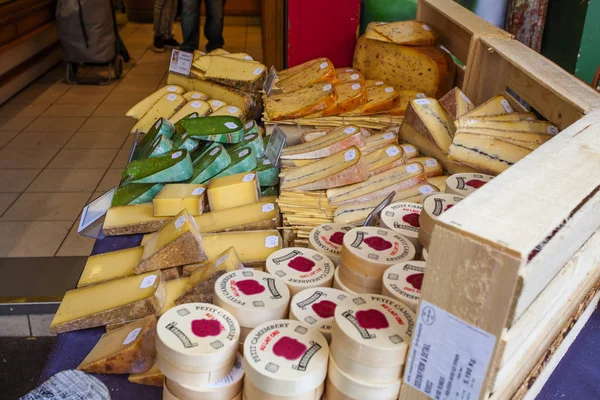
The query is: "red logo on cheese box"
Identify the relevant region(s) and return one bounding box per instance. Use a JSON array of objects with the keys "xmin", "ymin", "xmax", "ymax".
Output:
[
  {"xmin": 312, "ymin": 300, "xmax": 337, "ymax": 318},
  {"xmin": 329, "ymin": 231, "xmax": 345, "ymax": 245},
  {"xmin": 236, "ymin": 279, "xmax": 265, "ymax": 295},
  {"xmin": 356, "ymin": 309, "xmax": 389, "ymax": 329},
  {"xmin": 288, "ymin": 256, "xmax": 315, "ymax": 273},
  {"xmin": 466, "ymin": 179, "xmax": 486, "ymax": 189},
  {"xmin": 273, "ymin": 336, "xmax": 307, "ymax": 360},
  {"xmin": 402, "ymin": 213, "xmax": 420, "ymax": 228},
  {"xmin": 406, "ymin": 273, "xmax": 424, "ymax": 290},
  {"xmin": 191, "ymin": 319, "xmax": 222, "ymax": 337},
  {"xmin": 363, "ymin": 236, "xmax": 392, "ymax": 251}
]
